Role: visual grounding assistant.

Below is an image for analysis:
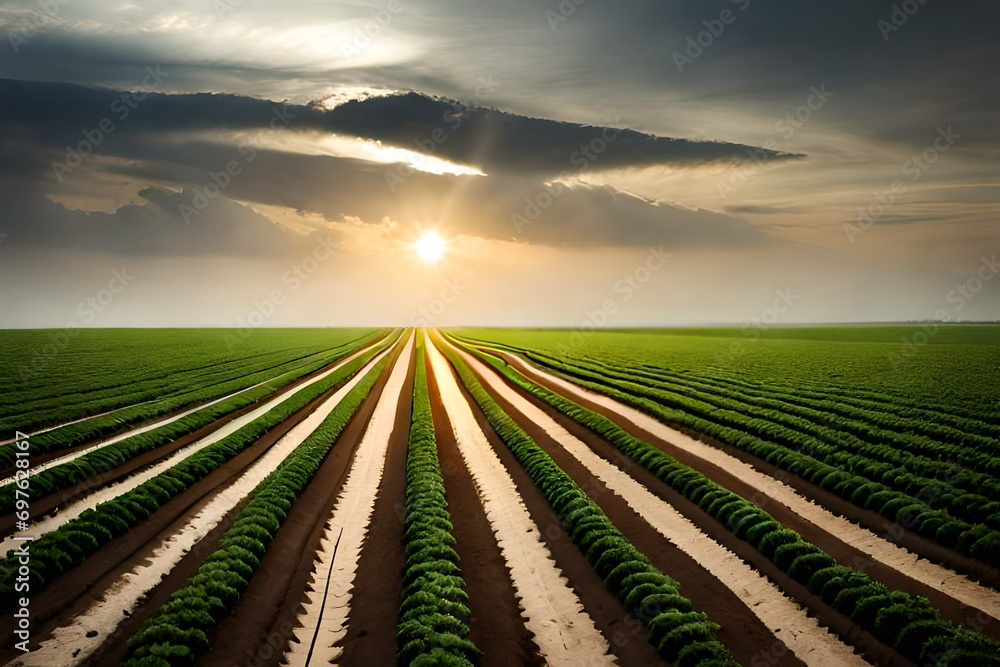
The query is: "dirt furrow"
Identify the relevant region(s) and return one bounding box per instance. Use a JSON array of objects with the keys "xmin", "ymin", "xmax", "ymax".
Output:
[
  {"xmin": 0, "ymin": 338, "xmax": 390, "ymax": 549},
  {"xmin": 426, "ymin": 339, "xmax": 620, "ymax": 667},
  {"xmin": 331, "ymin": 335, "xmax": 415, "ymax": 665},
  {"xmin": 0, "ymin": 334, "xmax": 387, "ymax": 475},
  {"xmin": 0, "ymin": 373, "xmax": 285, "ymax": 487},
  {"xmin": 425, "ymin": 350, "xmax": 544, "ymax": 667},
  {"xmin": 200, "ymin": 338, "xmax": 407, "ymax": 667},
  {"xmin": 448, "ymin": 338, "xmax": 866, "ymax": 667},
  {"xmin": 0, "ymin": 344, "xmax": 394, "ymax": 663},
  {"xmin": 282, "ymin": 333, "xmax": 414, "ymax": 666},
  {"xmin": 492, "ymin": 347, "xmax": 1000, "ymax": 630}
]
